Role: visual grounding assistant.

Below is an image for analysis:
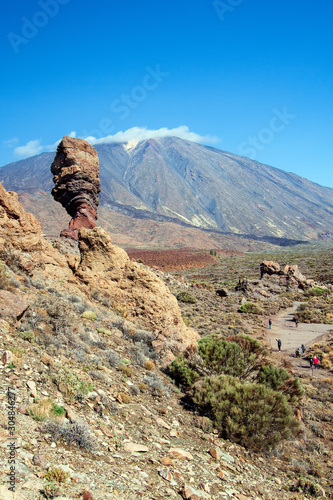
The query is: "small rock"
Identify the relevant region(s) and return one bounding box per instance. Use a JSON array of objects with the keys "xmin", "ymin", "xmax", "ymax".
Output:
[
  {"xmin": 123, "ymin": 442, "xmax": 149, "ymax": 453},
  {"xmin": 181, "ymin": 485, "xmax": 200, "ymax": 499},
  {"xmin": 82, "ymin": 491, "xmax": 95, "ymax": 500},
  {"xmin": 99, "ymin": 424, "xmax": 113, "ymax": 438},
  {"xmin": 64, "ymin": 406, "xmax": 77, "ymax": 422},
  {"xmin": 209, "ymin": 447, "xmax": 221, "ymax": 460},
  {"xmin": 158, "ymin": 468, "xmax": 173, "ymax": 482},
  {"xmin": 2, "ymin": 350, "xmax": 13, "ymax": 365},
  {"xmin": 168, "ymin": 447, "xmax": 194, "ymax": 460},
  {"xmin": 160, "ymin": 457, "xmax": 175, "ymax": 466},
  {"xmin": 18, "ymin": 405, "xmax": 29, "ymax": 415},
  {"xmin": 154, "ymin": 416, "xmax": 170, "ymax": 429},
  {"xmin": 26, "ymin": 380, "xmax": 37, "ymax": 398},
  {"xmin": 170, "ymin": 429, "xmax": 178, "ymax": 437},
  {"xmin": 32, "ymin": 454, "xmax": 47, "ymax": 467},
  {"xmin": 41, "ymin": 354, "xmax": 53, "ymax": 366}
]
